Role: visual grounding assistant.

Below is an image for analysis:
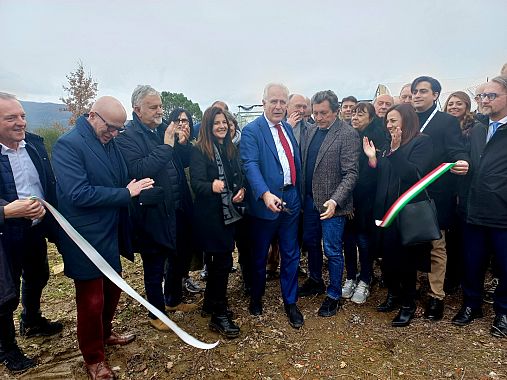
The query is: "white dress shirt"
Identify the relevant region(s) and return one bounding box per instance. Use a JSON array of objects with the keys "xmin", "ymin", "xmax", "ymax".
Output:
[
  {"xmin": 1, "ymin": 140, "xmax": 44, "ymax": 200},
  {"xmin": 264, "ymin": 114, "xmax": 294, "ymax": 186}
]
